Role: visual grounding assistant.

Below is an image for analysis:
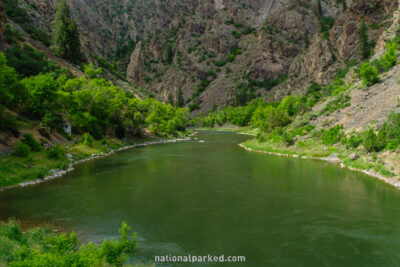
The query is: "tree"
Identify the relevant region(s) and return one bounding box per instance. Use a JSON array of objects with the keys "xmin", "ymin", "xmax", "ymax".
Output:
[
  {"xmin": 317, "ymin": 0, "xmax": 323, "ymax": 16},
  {"xmin": 360, "ymin": 62, "xmax": 379, "ymax": 86},
  {"xmin": 363, "ymin": 129, "xmax": 383, "ymax": 152},
  {"xmin": 167, "ymin": 92, "xmax": 174, "ymax": 106},
  {"xmin": 54, "ymin": 0, "xmax": 83, "ymax": 64},
  {"xmin": 21, "ymin": 73, "xmax": 59, "ymax": 120},
  {"xmin": 359, "ymin": 19, "xmax": 370, "ymax": 60},
  {"xmin": 177, "ymin": 88, "xmax": 185, "ymax": 107}
]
